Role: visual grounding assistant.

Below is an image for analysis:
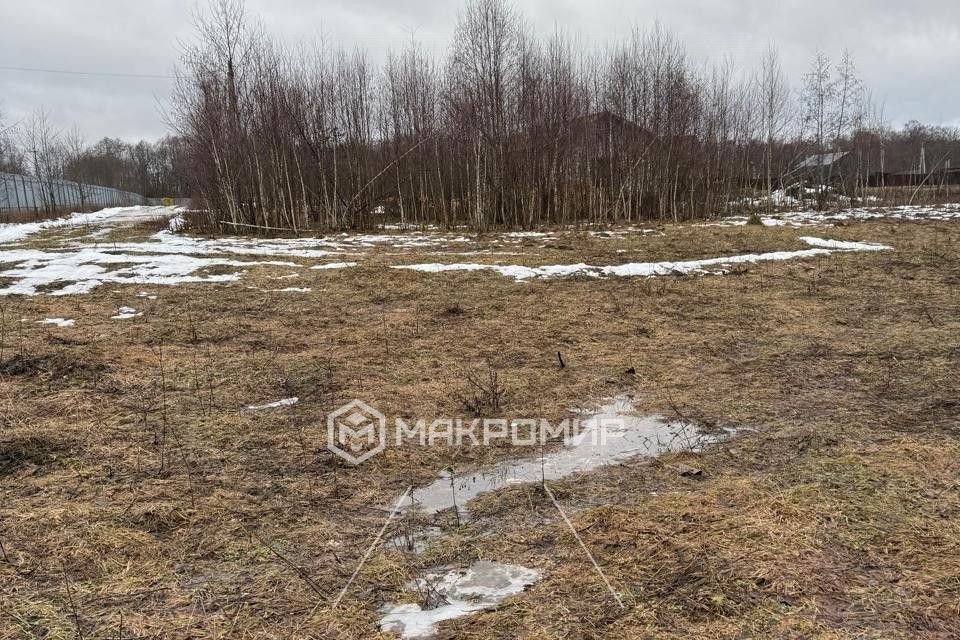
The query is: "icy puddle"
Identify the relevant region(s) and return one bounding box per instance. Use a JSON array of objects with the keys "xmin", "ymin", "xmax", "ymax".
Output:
[
  {"xmin": 380, "ymin": 561, "xmax": 541, "ymax": 639},
  {"xmin": 401, "ymin": 396, "xmax": 727, "ymax": 517},
  {"xmin": 378, "ymin": 398, "xmax": 728, "ymax": 636}
]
